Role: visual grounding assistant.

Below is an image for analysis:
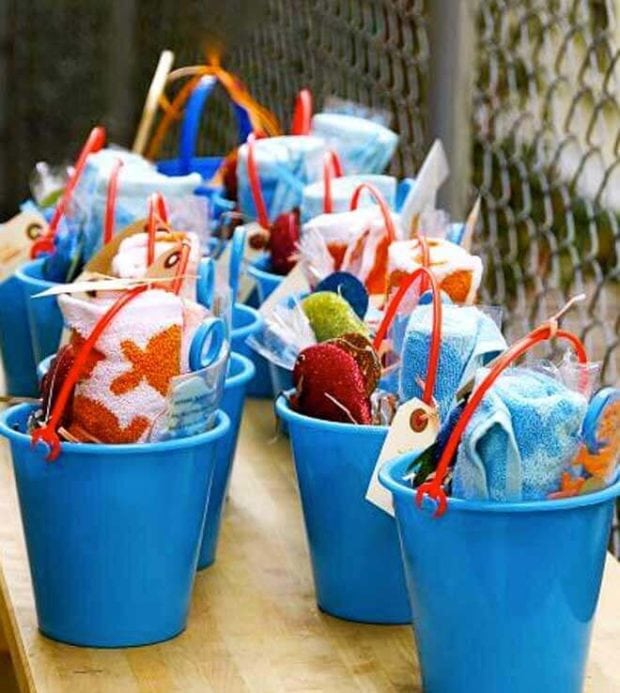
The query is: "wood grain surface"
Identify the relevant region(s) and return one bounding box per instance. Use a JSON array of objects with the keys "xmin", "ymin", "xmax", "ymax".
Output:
[{"xmin": 0, "ymin": 399, "xmax": 618, "ymax": 692}]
